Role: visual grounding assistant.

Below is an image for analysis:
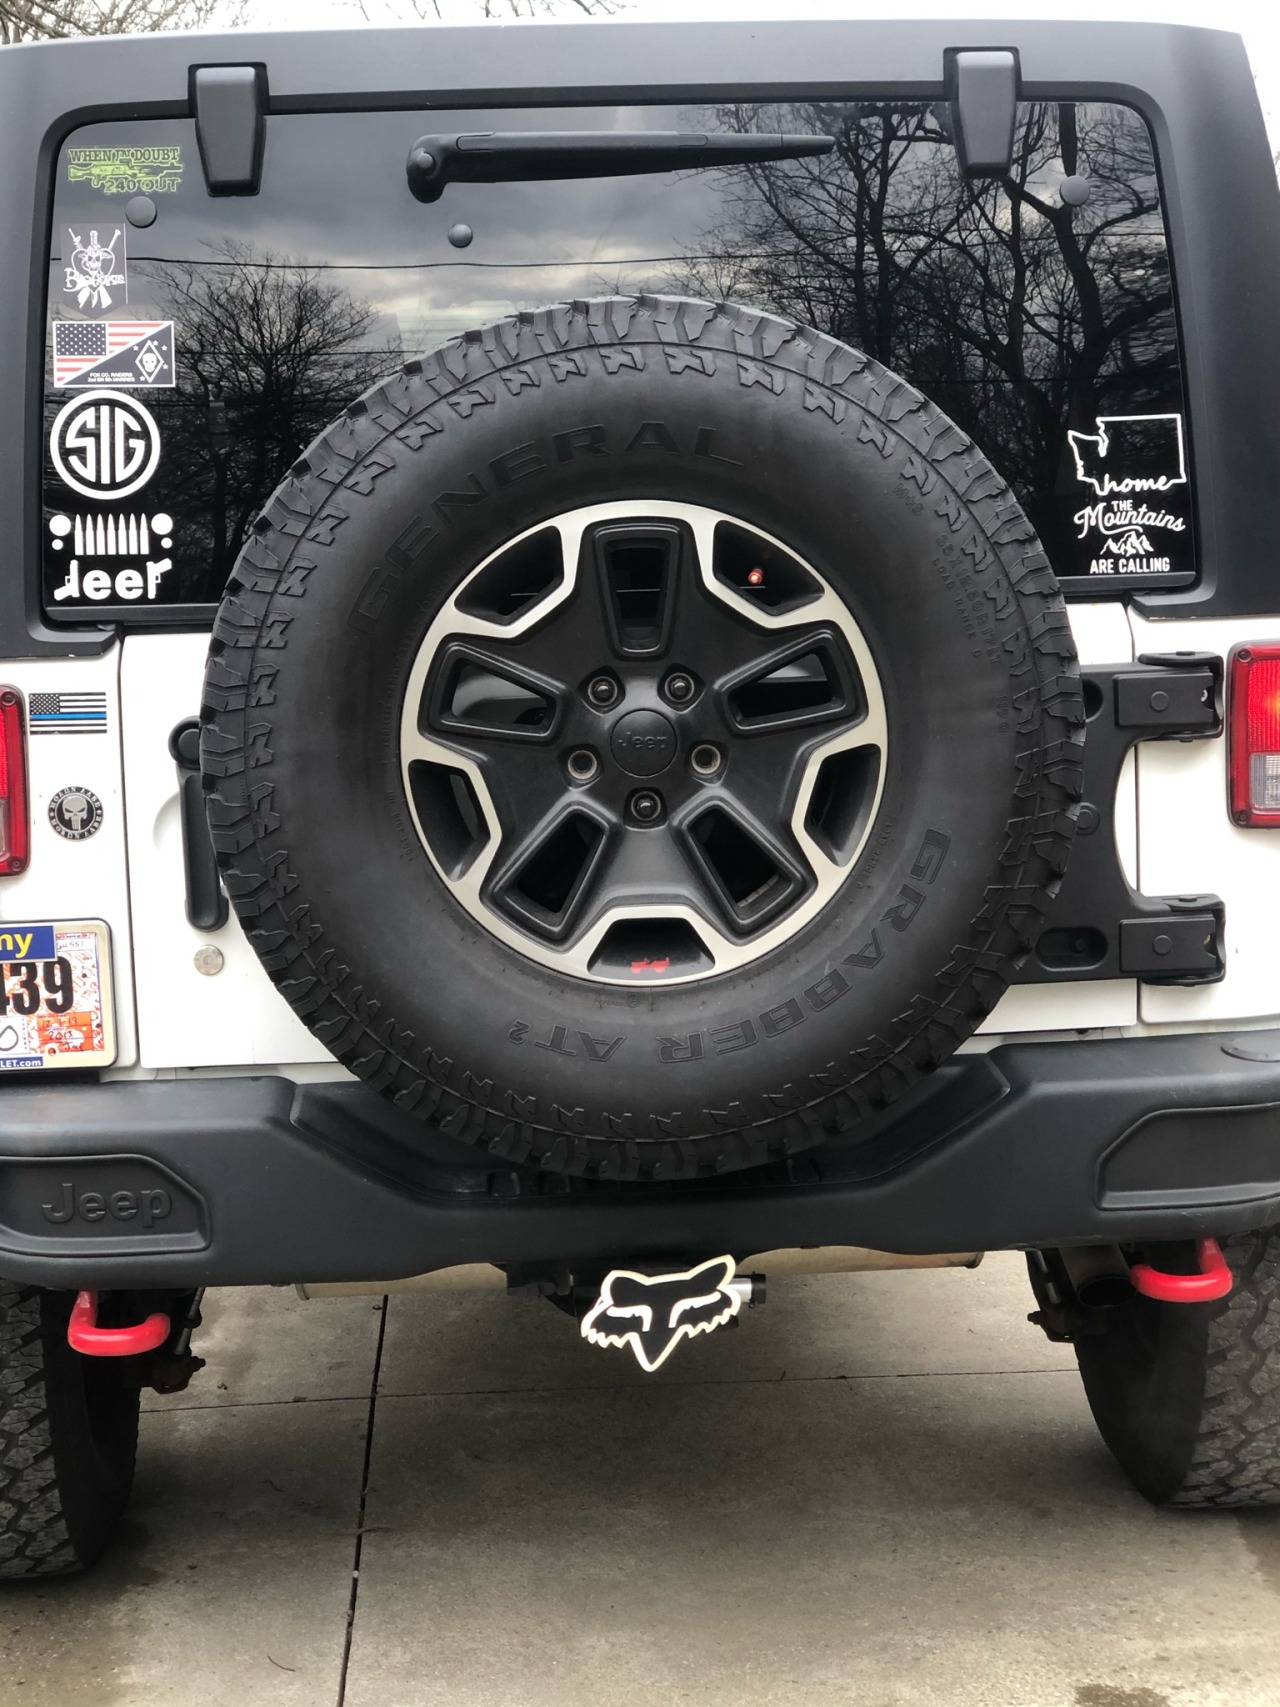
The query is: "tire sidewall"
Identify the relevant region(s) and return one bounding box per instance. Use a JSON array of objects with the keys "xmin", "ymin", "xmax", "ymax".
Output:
[
  {"xmin": 40, "ymin": 1290, "xmax": 139, "ymax": 1566},
  {"xmin": 1075, "ymin": 1290, "xmax": 1213, "ymax": 1502}
]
